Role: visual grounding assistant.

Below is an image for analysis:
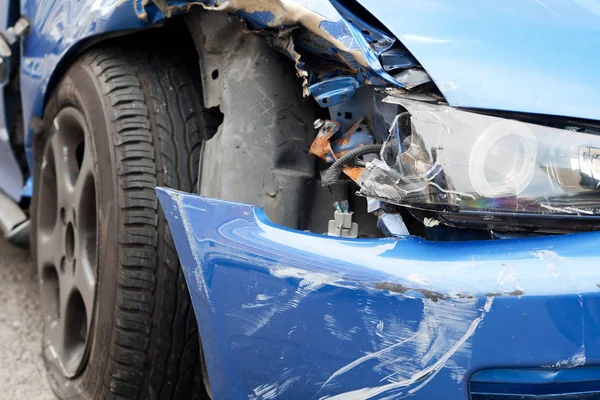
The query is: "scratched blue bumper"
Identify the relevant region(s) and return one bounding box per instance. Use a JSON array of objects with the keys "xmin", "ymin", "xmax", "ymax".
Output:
[{"xmin": 157, "ymin": 188, "xmax": 600, "ymax": 399}]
